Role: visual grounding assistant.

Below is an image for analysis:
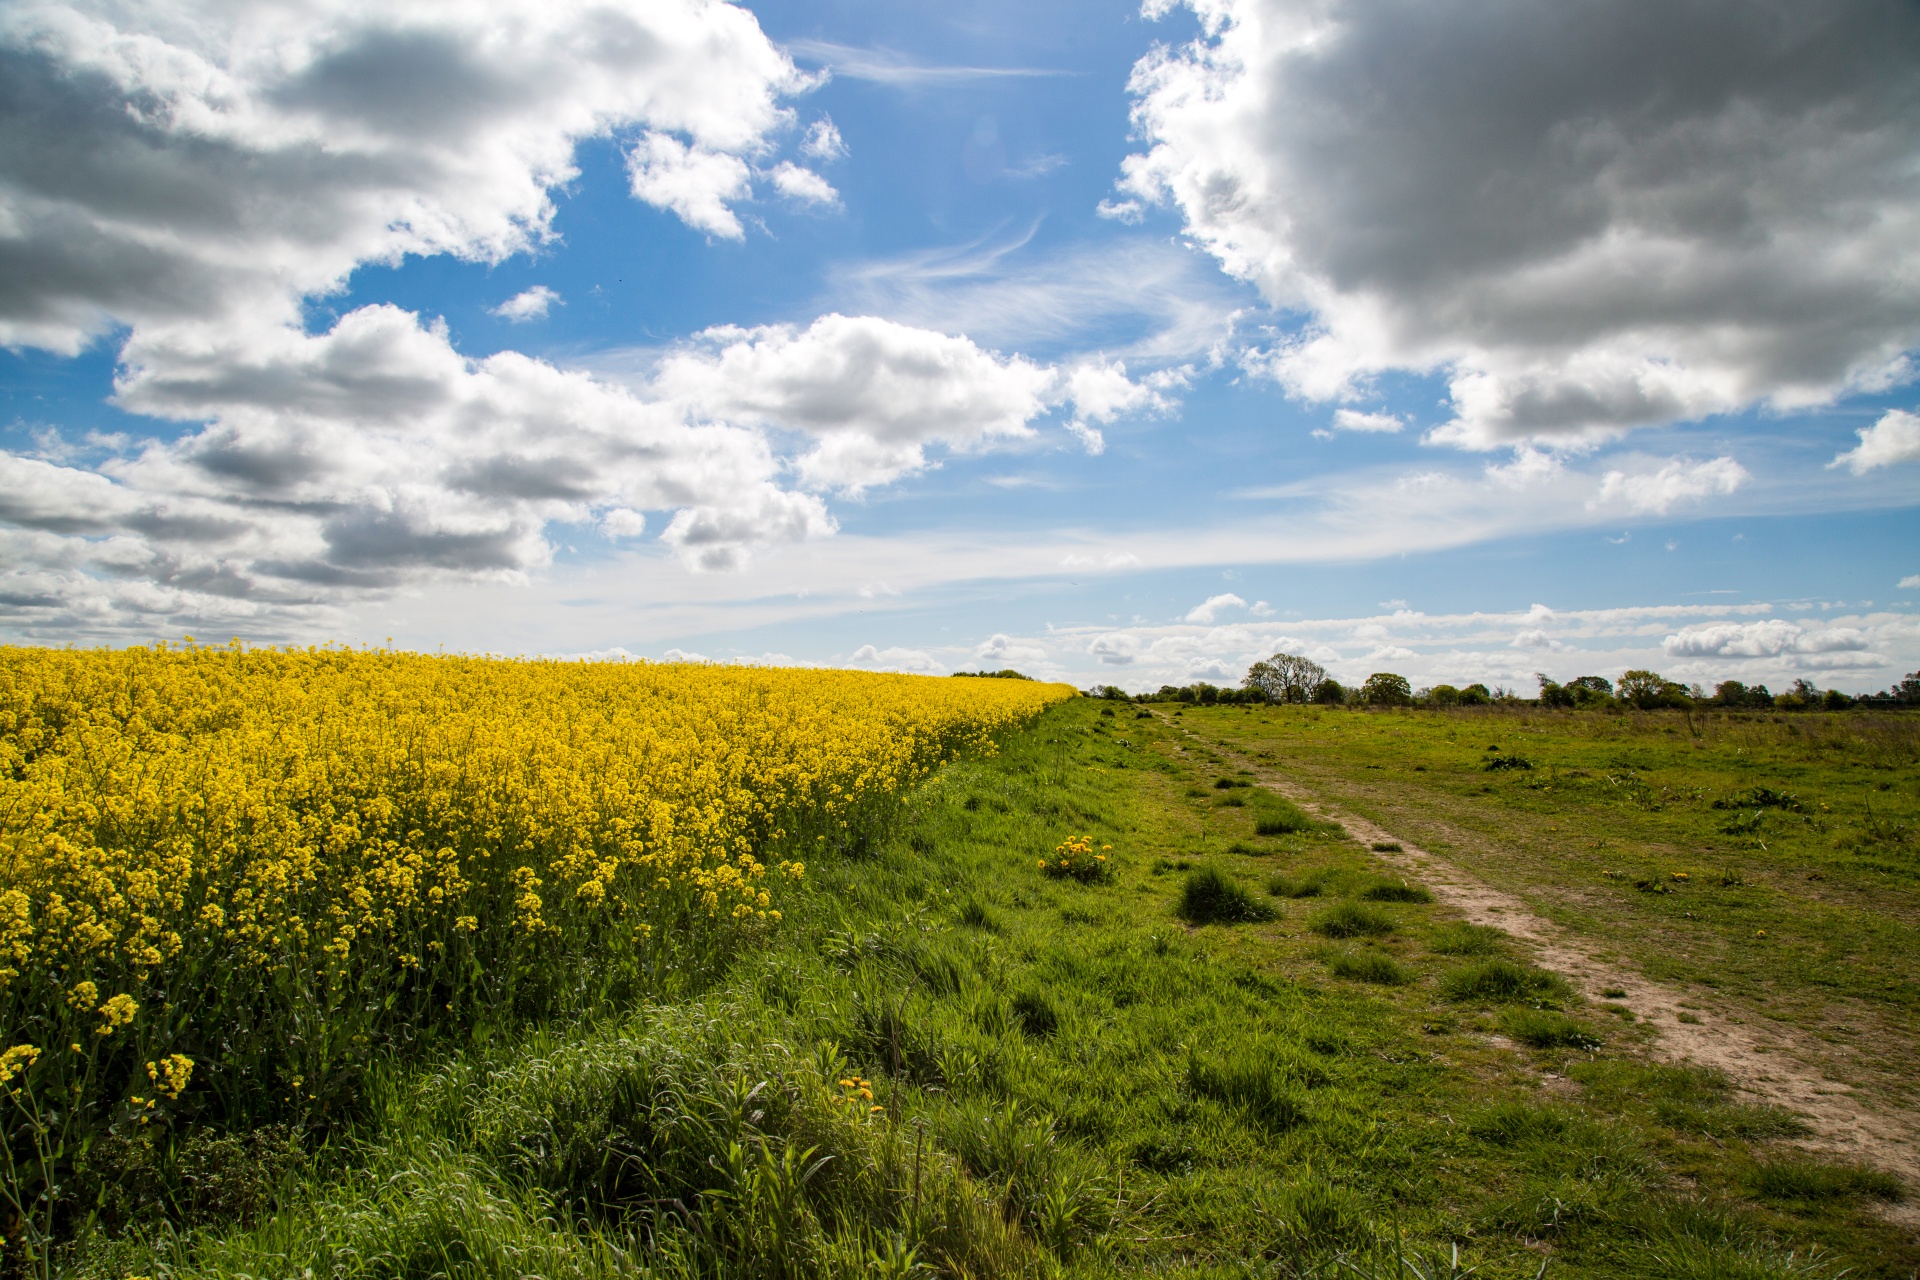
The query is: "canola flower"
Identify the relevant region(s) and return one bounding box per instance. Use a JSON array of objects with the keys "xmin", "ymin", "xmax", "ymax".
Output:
[{"xmin": 0, "ymin": 643, "xmax": 1070, "ymax": 1225}]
